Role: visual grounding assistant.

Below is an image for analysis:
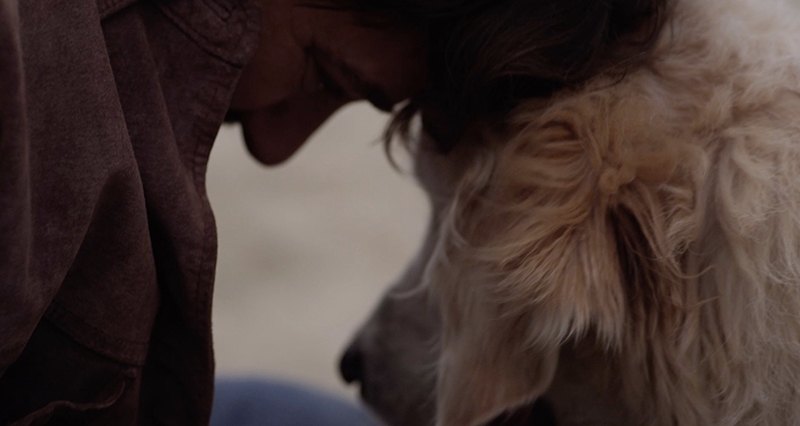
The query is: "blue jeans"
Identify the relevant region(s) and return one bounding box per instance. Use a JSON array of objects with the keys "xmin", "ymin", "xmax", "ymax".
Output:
[{"xmin": 210, "ymin": 378, "xmax": 381, "ymax": 426}]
